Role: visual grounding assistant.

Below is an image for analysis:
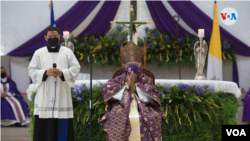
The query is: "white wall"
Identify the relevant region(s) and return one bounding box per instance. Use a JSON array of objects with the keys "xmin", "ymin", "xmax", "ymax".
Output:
[{"xmin": 1, "ymin": 1, "xmax": 77, "ymax": 55}]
